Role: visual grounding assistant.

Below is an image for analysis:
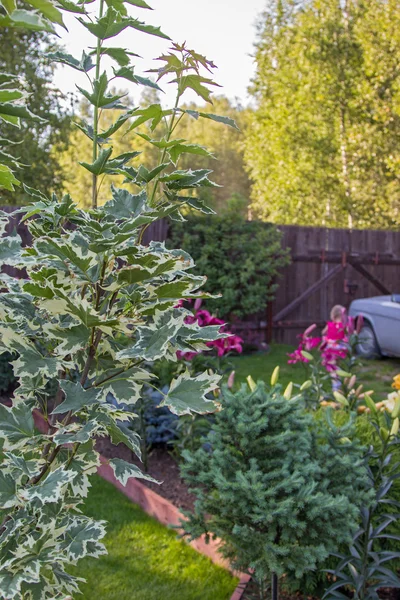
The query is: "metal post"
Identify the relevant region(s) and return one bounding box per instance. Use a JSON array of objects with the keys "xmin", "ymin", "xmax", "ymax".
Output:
[{"xmin": 271, "ymin": 573, "xmax": 278, "ymax": 600}]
